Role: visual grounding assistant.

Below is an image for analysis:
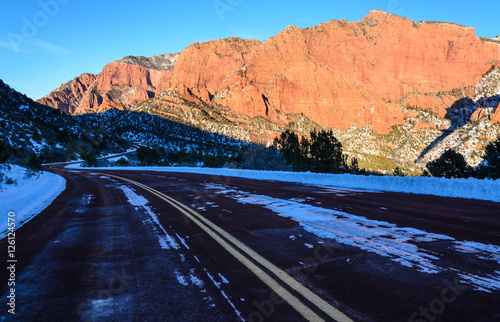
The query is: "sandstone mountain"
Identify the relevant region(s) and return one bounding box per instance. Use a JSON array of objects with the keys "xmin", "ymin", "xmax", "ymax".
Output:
[
  {"xmin": 38, "ymin": 53, "xmax": 180, "ymax": 114},
  {"xmin": 38, "ymin": 73, "xmax": 97, "ymax": 114},
  {"xmin": 38, "ymin": 10, "xmax": 500, "ymax": 172}
]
